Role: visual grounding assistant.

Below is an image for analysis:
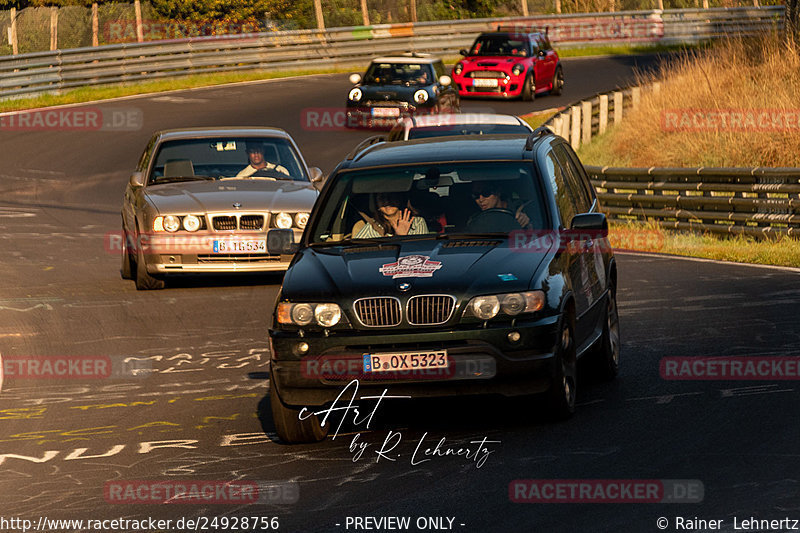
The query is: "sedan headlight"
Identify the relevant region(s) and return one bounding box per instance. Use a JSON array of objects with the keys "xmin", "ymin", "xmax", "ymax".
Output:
[
  {"xmin": 348, "ymin": 88, "xmax": 362, "ymax": 102},
  {"xmin": 295, "ymin": 213, "xmax": 310, "ymax": 229},
  {"xmin": 414, "ymin": 90, "xmax": 429, "ymax": 104},
  {"xmin": 163, "ymin": 215, "xmax": 180, "ymax": 233},
  {"xmin": 465, "ymin": 291, "xmax": 545, "ymax": 320},
  {"xmin": 277, "ymin": 302, "xmax": 343, "ymax": 327},
  {"xmin": 274, "ymin": 212, "xmax": 293, "ymax": 229},
  {"xmin": 512, "ymin": 63, "xmax": 524, "ymax": 76},
  {"xmin": 183, "ymin": 214, "xmax": 201, "ymax": 232},
  {"xmin": 454, "ymin": 62, "xmax": 464, "ymax": 75}
]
